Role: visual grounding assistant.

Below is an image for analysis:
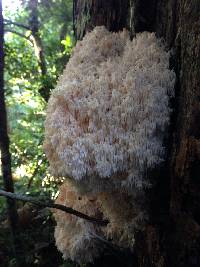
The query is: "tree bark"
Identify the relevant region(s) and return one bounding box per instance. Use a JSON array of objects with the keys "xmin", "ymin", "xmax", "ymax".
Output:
[
  {"xmin": 74, "ymin": 1, "xmax": 200, "ymax": 266},
  {"xmin": 73, "ymin": 0, "xmax": 129, "ymax": 40}
]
